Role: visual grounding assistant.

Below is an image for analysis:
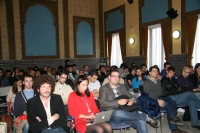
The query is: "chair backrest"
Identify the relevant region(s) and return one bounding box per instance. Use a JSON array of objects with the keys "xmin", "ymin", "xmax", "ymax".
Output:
[{"xmin": 0, "ymin": 86, "xmax": 12, "ymax": 97}]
